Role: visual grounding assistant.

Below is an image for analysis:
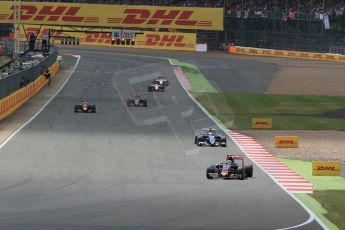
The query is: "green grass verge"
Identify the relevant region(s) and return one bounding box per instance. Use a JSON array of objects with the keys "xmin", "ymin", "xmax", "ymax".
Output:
[
  {"xmin": 279, "ymin": 158, "xmax": 345, "ymax": 191},
  {"xmin": 311, "ymin": 191, "xmax": 345, "ymax": 230},
  {"xmin": 170, "ymin": 59, "xmax": 217, "ymax": 93},
  {"xmin": 194, "ymin": 92, "xmax": 345, "ymax": 130},
  {"xmin": 281, "ymin": 158, "xmax": 345, "ymax": 230},
  {"xmin": 295, "ymin": 194, "xmax": 341, "ymax": 230}
]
